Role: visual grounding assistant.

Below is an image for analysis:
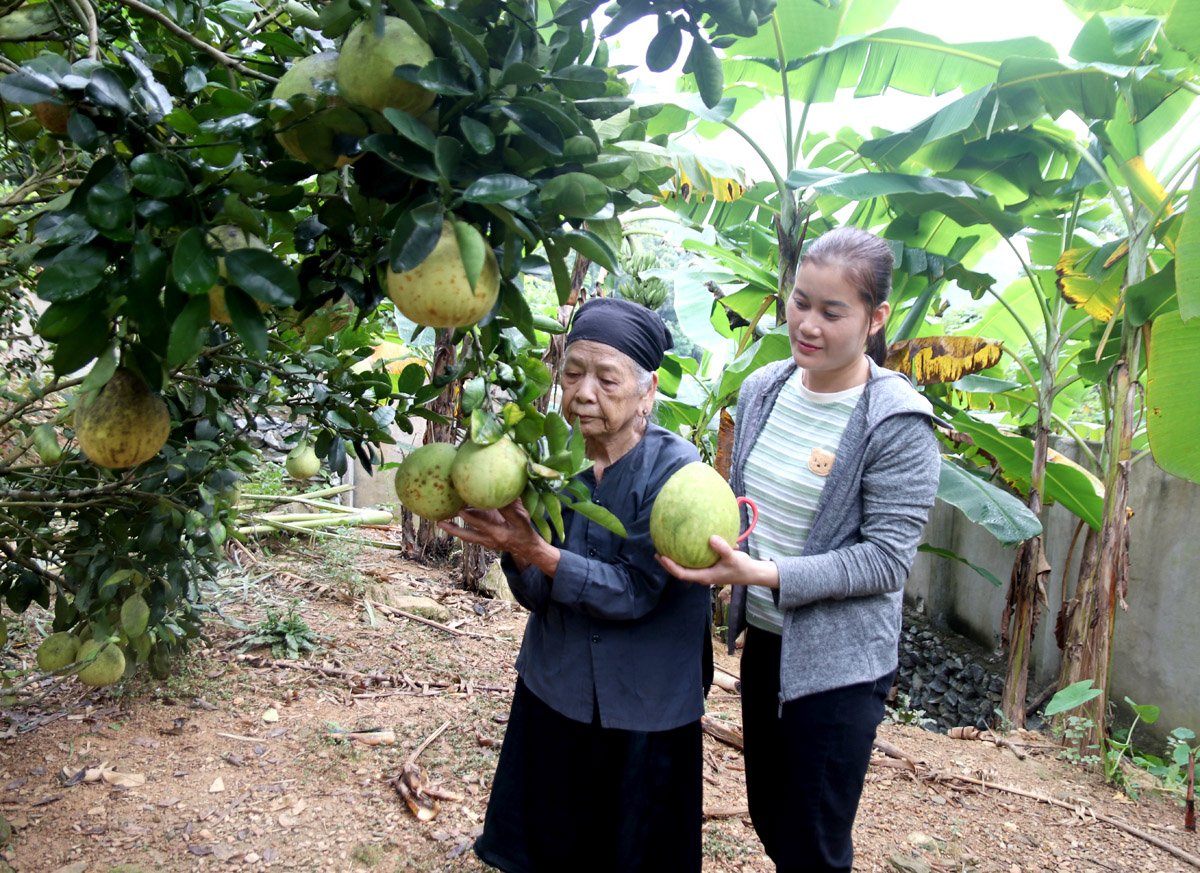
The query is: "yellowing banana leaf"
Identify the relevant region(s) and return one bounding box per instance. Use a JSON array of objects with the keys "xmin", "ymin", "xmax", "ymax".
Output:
[
  {"xmin": 1056, "ymin": 247, "xmax": 1125, "ymax": 321},
  {"xmin": 884, "ymin": 336, "xmax": 1002, "ymax": 385},
  {"xmin": 948, "ymin": 410, "xmax": 1104, "ymax": 530}
]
